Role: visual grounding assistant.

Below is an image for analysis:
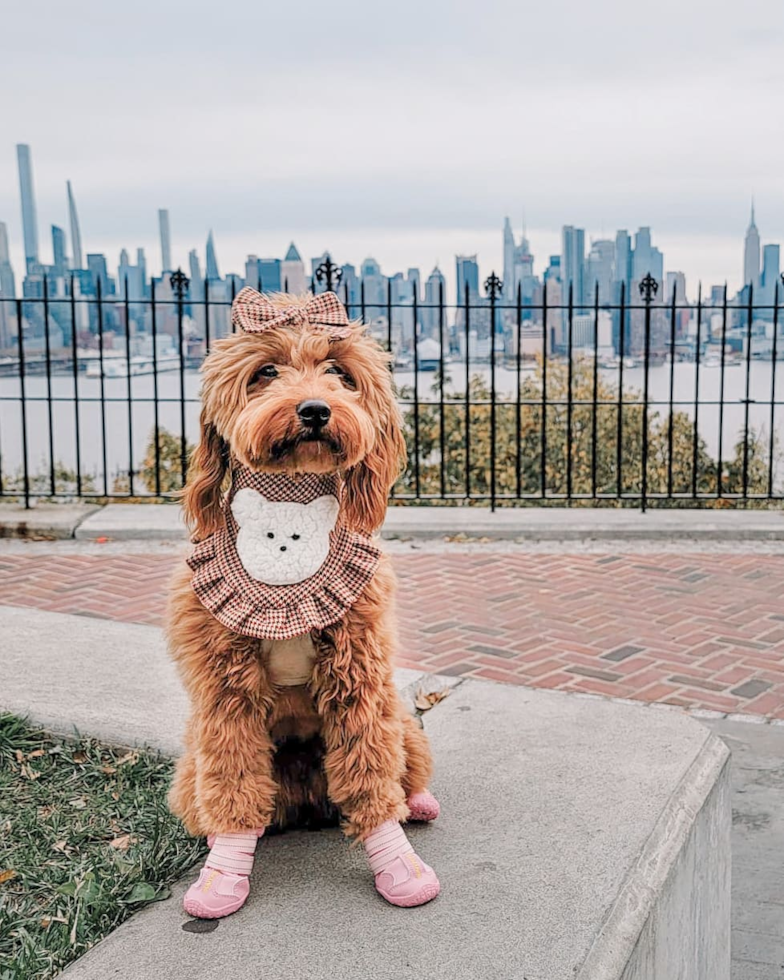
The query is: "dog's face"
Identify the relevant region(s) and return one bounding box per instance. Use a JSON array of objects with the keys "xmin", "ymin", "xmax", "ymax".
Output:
[{"xmin": 184, "ymin": 294, "xmax": 406, "ymax": 539}]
